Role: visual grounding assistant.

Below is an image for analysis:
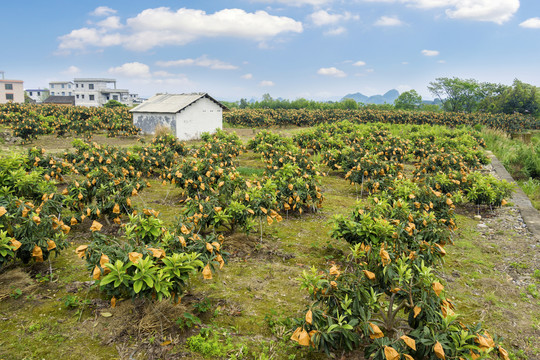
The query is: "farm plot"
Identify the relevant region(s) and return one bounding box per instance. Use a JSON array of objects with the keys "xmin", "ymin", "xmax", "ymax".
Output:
[{"xmin": 0, "ymin": 123, "xmax": 537, "ymax": 360}]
